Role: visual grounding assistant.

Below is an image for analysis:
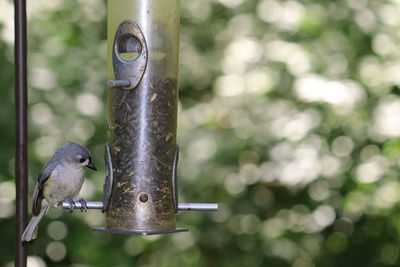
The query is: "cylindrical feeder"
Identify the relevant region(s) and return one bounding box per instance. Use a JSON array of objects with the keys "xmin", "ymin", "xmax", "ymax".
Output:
[{"xmin": 98, "ymin": 0, "xmax": 182, "ymax": 235}]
